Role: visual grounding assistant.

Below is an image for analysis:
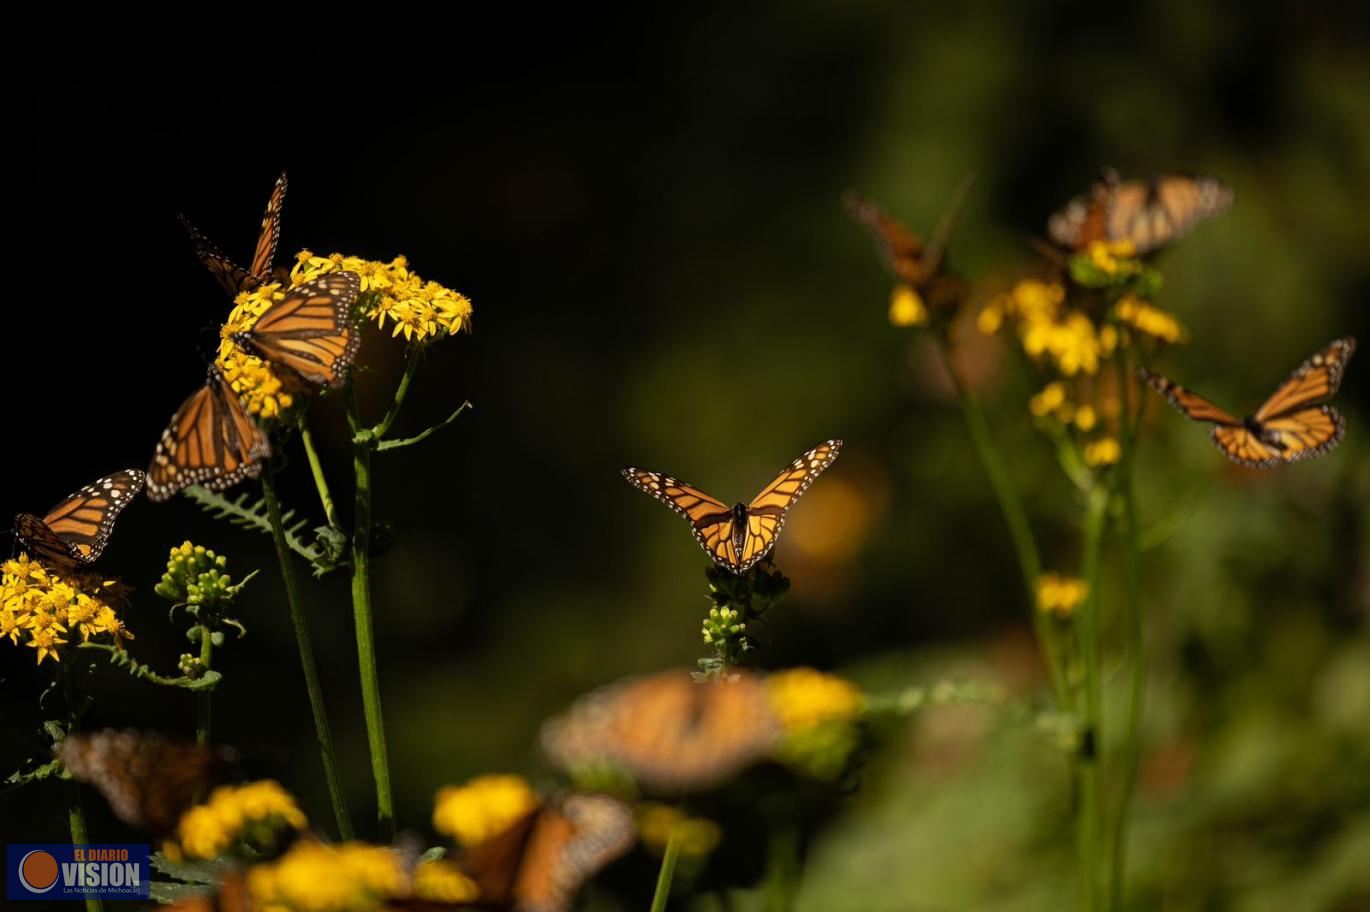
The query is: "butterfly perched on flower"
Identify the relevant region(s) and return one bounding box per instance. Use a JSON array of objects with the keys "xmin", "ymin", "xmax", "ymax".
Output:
[
  {"xmin": 58, "ymin": 729, "xmax": 235, "ymax": 835},
  {"xmin": 227, "ymin": 271, "xmax": 363, "ymax": 389},
  {"xmin": 1140, "ymin": 337, "xmax": 1355, "ymax": 467},
  {"xmin": 623, "ymin": 439, "xmax": 841, "ymax": 574},
  {"xmin": 1048, "ymin": 169, "xmax": 1233, "ymax": 254},
  {"xmin": 542, "ymin": 669, "xmax": 781, "ymax": 792},
  {"xmin": 147, "ymin": 367, "xmax": 272, "ymax": 501},
  {"xmin": 13, "ymin": 470, "xmax": 144, "ymax": 571},
  {"xmin": 181, "ymin": 171, "xmax": 288, "ymax": 297},
  {"xmin": 454, "ymin": 794, "xmax": 635, "ymax": 912}
]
